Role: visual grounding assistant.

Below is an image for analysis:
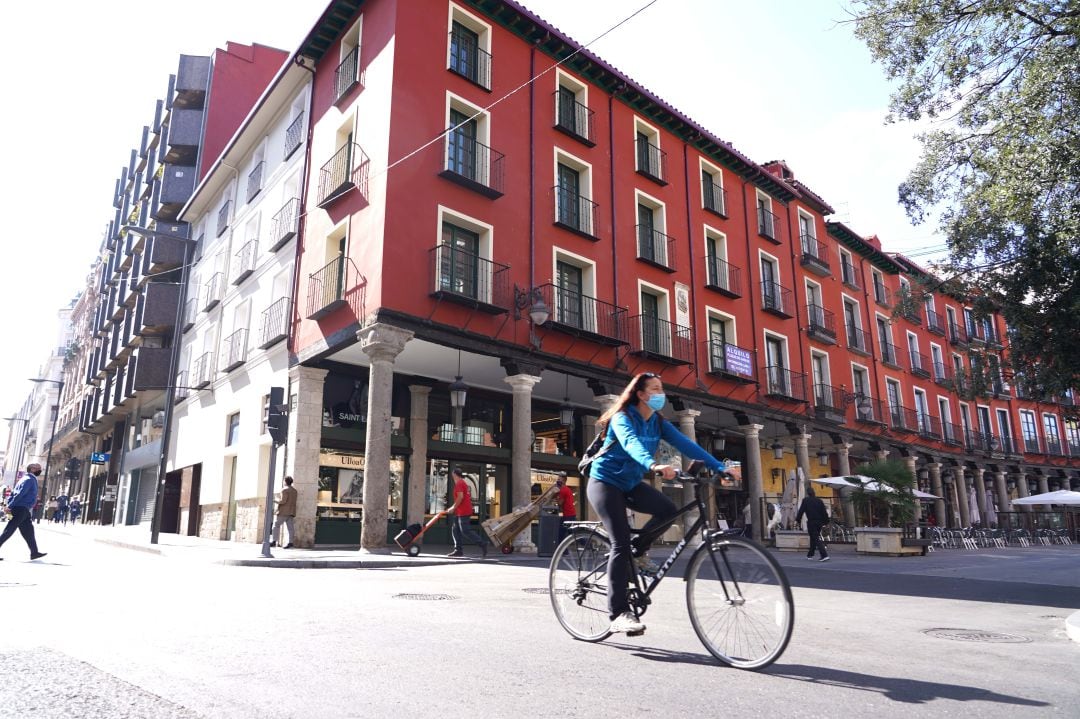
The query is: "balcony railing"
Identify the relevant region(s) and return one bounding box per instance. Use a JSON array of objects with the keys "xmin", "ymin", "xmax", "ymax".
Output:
[
  {"xmin": 284, "ymin": 112, "xmax": 304, "ymax": 159},
  {"xmin": 628, "ymin": 315, "xmax": 693, "ymax": 364},
  {"xmin": 269, "ymin": 197, "xmax": 300, "ymax": 252},
  {"xmin": 259, "ymin": 297, "xmax": 290, "ymax": 349},
  {"xmin": 909, "ymin": 350, "xmax": 931, "ymax": 378},
  {"xmin": 933, "ymin": 361, "xmax": 954, "ymax": 386},
  {"xmin": 307, "ymin": 255, "xmax": 347, "ymax": 320},
  {"xmin": 757, "ymin": 207, "xmax": 780, "ymax": 243},
  {"xmin": 1023, "ymin": 435, "xmax": 1043, "ymax": 454},
  {"xmin": 1046, "ymin": 439, "xmax": 1064, "ymax": 457},
  {"xmin": 873, "ymin": 282, "xmax": 891, "ymax": 307},
  {"xmin": 704, "ymin": 256, "xmax": 741, "ymax": 297},
  {"xmin": 216, "ymin": 200, "xmax": 231, "ymax": 237},
  {"xmin": 428, "ymin": 244, "xmax": 510, "ymax": 313},
  {"xmin": 202, "ymin": 272, "xmax": 224, "ymax": 311},
  {"xmin": 635, "ymin": 138, "xmax": 667, "ymax": 184},
  {"xmin": 1068, "ymin": 439, "xmax": 1080, "ymax": 457},
  {"xmin": 192, "ymin": 352, "xmax": 214, "ymax": 389},
  {"xmin": 335, "ymin": 45, "xmax": 363, "ymax": 100},
  {"xmin": 246, "ymin": 161, "xmax": 264, "ymax": 202},
  {"xmin": 636, "ymin": 225, "xmax": 676, "ymax": 271},
  {"xmin": 761, "ymin": 281, "xmax": 793, "ymax": 317},
  {"xmin": 175, "ymin": 370, "xmax": 190, "ymax": 402},
  {"xmin": 553, "ymin": 92, "xmax": 594, "ymax": 145},
  {"xmin": 813, "ymin": 383, "xmax": 846, "ymax": 417},
  {"xmin": 182, "ymin": 298, "xmax": 197, "ymax": 332},
  {"xmin": 846, "ymin": 325, "xmax": 870, "ymax": 354},
  {"xmin": 703, "ymin": 181, "xmax": 727, "ymax": 217},
  {"xmin": 799, "ymin": 235, "xmax": 830, "ymax": 275},
  {"xmin": 918, "ymin": 414, "xmax": 942, "ymax": 439},
  {"xmin": 853, "ymin": 395, "xmax": 885, "ymax": 424},
  {"xmin": 533, "ymin": 283, "xmax": 627, "ymax": 346},
  {"xmin": 231, "ymin": 239, "xmax": 258, "ymax": 285},
  {"xmin": 553, "ymin": 185, "xmax": 598, "ymax": 238},
  {"xmin": 889, "ymin": 405, "xmax": 919, "ymax": 433},
  {"xmin": 441, "ymin": 135, "xmax": 504, "ymax": 198},
  {"xmin": 942, "ymin": 420, "xmax": 964, "ymax": 446},
  {"xmin": 221, "ymin": 328, "xmax": 248, "ymax": 372},
  {"xmin": 705, "ymin": 339, "xmax": 756, "ymax": 382},
  {"xmin": 318, "ymin": 142, "xmax": 370, "ymax": 206},
  {"xmin": 880, "ymin": 340, "xmax": 903, "ymax": 369},
  {"xmin": 926, "ymin": 309, "xmax": 945, "ymax": 335},
  {"xmin": 763, "ymin": 366, "xmax": 808, "ymax": 402},
  {"xmin": 840, "ymin": 259, "xmax": 861, "ymax": 290},
  {"xmin": 448, "ymin": 28, "xmax": 491, "ymax": 89},
  {"xmin": 807, "ymin": 304, "xmax": 837, "ymax": 343},
  {"xmin": 948, "ymin": 321, "xmax": 968, "ymax": 346}
]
